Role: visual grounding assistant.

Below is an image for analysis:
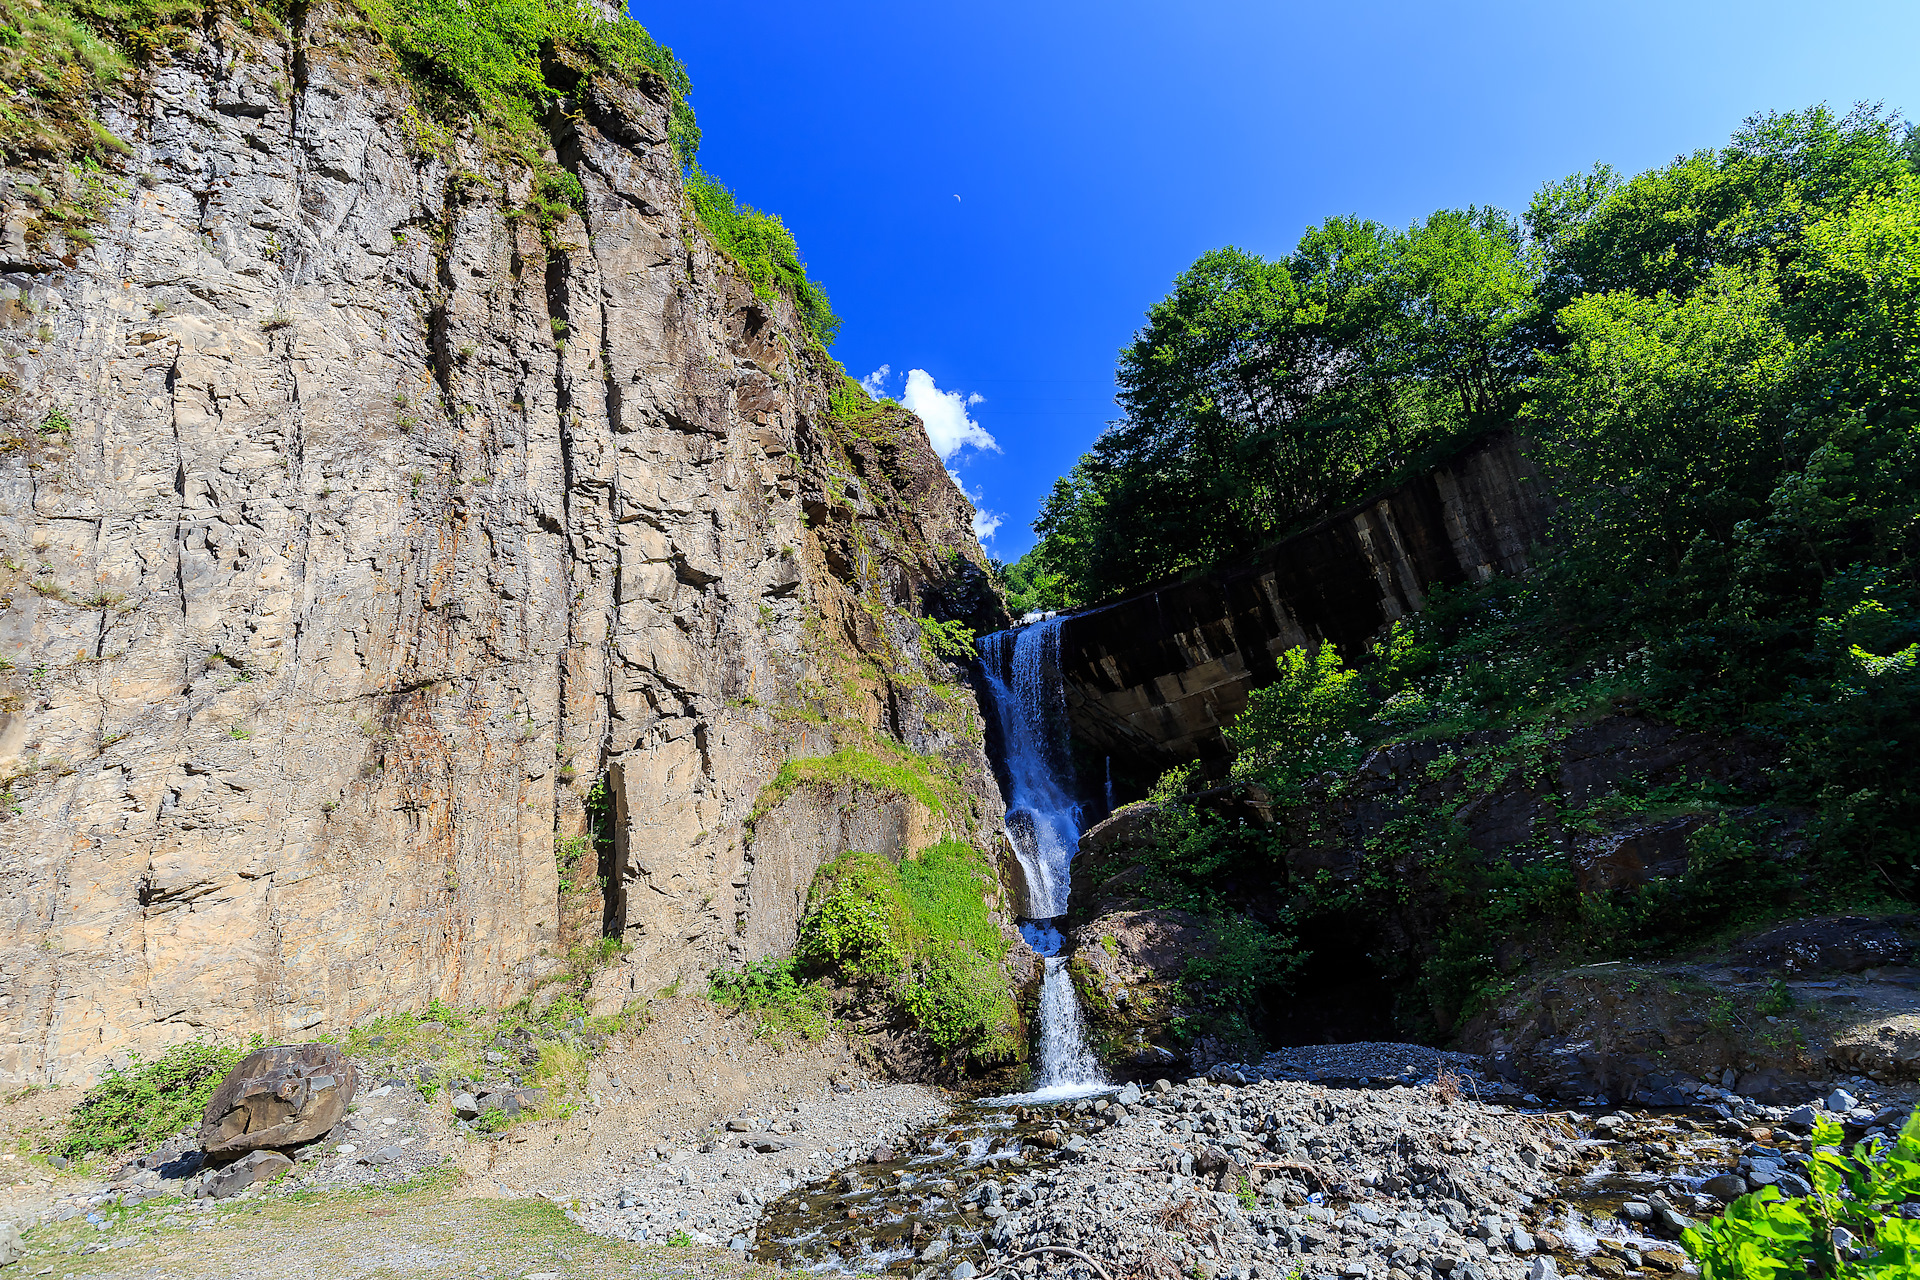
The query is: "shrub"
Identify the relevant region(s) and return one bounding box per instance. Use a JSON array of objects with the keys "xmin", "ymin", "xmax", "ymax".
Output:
[
  {"xmin": 684, "ymin": 166, "xmax": 839, "ymax": 346},
  {"xmin": 1227, "ymin": 639, "xmax": 1371, "ymax": 802},
  {"xmin": 795, "ymin": 842, "xmax": 1021, "ymax": 1068},
  {"xmin": 59, "ymin": 1037, "xmax": 246, "ymax": 1159},
  {"xmin": 708, "ymin": 956, "xmax": 831, "ymax": 1044},
  {"xmin": 1683, "ymin": 1108, "xmax": 1920, "ymax": 1277},
  {"xmin": 796, "ymin": 852, "xmax": 906, "ymax": 981}
]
